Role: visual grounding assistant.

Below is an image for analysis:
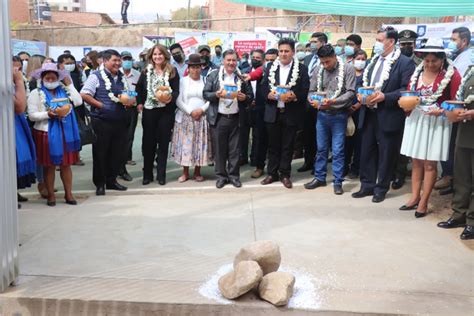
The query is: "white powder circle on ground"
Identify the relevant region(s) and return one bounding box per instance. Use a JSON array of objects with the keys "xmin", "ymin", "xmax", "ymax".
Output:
[{"xmin": 197, "ymin": 263, "xmax": 322, "ymax": 310}]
